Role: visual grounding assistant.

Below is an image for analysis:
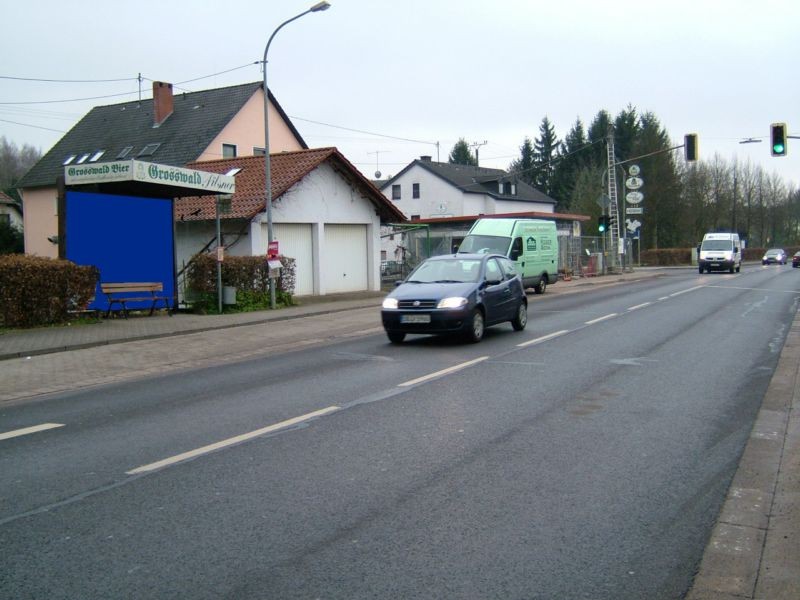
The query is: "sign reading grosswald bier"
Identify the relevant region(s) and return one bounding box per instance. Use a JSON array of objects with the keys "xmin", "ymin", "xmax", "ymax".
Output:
[{"xmin": 65, "ymin": 160, "xmax": 236, "ymax": 194}]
